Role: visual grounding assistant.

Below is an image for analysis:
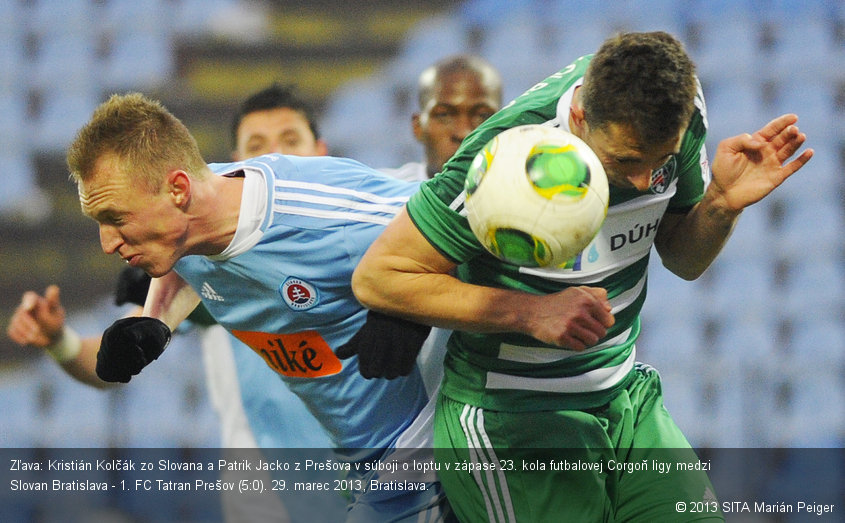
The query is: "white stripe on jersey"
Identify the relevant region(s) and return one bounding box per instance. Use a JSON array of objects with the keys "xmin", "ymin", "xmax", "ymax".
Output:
[
  {"xmin": 275, "ymin": 179, "xmax": 411, "ymax": 204},
  {"xmin": 609, "ymin": 273, "xmax": 647, "ymax": 315},
  {"xmin": 485, "ymin": 347, "xmax": 636, "ymax": 394},
  {"xmin": 497, "ymin": 327, "xmax": 633, "ymax": 364},
  {"xmin": 272, "ymin": 179, "xmax": 409, "ymax": 225},
  {"xmin": 276, "ymin": 191, "xmax": 407, "ymax": 216},
  {"xmin": 459, "ymin": 405, "xmax": 515, "ymax": 523},
  {"xmin": 449, "ymin": 191, "xmax": 466, "ymax": 213},
  {"xmin": 272, "ymin": 204, "xmax": 398, "ymax": 226}
]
